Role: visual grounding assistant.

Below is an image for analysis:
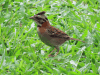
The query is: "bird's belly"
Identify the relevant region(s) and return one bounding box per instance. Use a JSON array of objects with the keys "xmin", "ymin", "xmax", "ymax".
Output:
[
  {"xmin": 37, "ymin": 31, "xmax": 67, "ymax": 47},
  {"xmin": 37, "ymin": 31, "xmax": 54, "ymax": 47}
]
